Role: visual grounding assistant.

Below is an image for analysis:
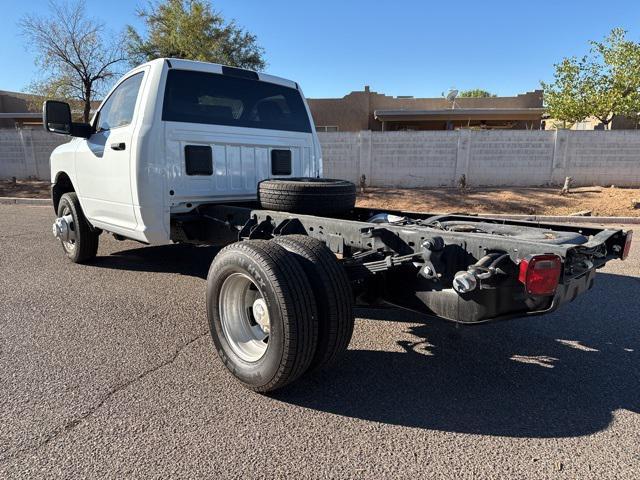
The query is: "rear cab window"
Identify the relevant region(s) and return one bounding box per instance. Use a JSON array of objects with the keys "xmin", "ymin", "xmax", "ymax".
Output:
[{"xmin": 161, "ymin": 69, "xmax": 312, "ymax": 133}]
